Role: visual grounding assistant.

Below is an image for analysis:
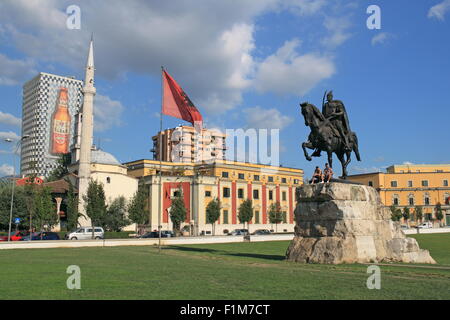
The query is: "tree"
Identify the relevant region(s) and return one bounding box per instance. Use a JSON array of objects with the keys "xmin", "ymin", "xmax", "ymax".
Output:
[
  {"xmin": 33, "ymin": 186, "xmax": 57, "ymax": 234},
  {"xmin": 66, "ymin": 180, "xmax": 83, "ymax": 231},
  {"xmin": 206, "ymin": 198, "xmax": 221, "ymax": 235},
  {"xmin": 269, "ymin": 202, "xmax": 283, "ymax": 232},
  {"xmin": 414, "ymin": 206, "xmax": 423, "ymax": 225},
  {"xmin": 83, "ymin": 179, "xmax": 107, "ymax": 239},
  {"xmin": 169, "ymin": 188, "xmax": 186, "ymax": 236},
  {"xmin": 238, "ymin": 199, "xmax": 253, "ymax": 231},
  {"xmin": 128, "ymin": 185, "xmax": 149, "ymax": 234},
  {"xmin": 390, "ymin": 205, "xmax": 402, "ymax": 222},
  {"xmin": 105, "ymin": 196, "xmax": 130, "ymax": 231},
  {"xmin": 46, "ymin": 153, "xmax": 71, "ymax": 182},
  {"xmin": 0, "ymin": 185, "xmax": 28, "ymax": 231},
  {"xmin": 435, "ymin": 202, "xmax": 444, "ymax": 227},
  {"xmin": 402, "ymin": 207, "xmax": 411, "ymax": 227}
]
